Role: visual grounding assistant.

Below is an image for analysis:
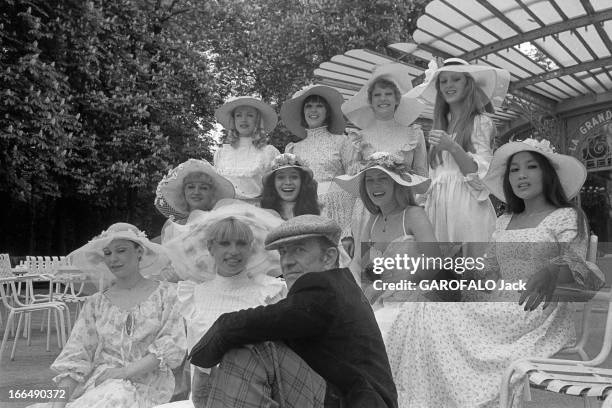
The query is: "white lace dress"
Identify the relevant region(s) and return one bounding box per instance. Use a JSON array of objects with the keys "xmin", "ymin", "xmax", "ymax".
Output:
[
  {"xmin": 214, "ymin": 137, "xmax": 280, "ymax": 203},
  {"xmin": 384, "ymin": 208, "xmax": 604, "ymax": 408},
  {"xmin": 285, "ymin": 126, "xmax": 357, "ymax": 235},
  {"xmin": 424, "ymin": 114, "xmax": 496, "ymax": 243},
  {"xmin": 176, "ymin": 275, "xmax": 286, "ymax": 353}
]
